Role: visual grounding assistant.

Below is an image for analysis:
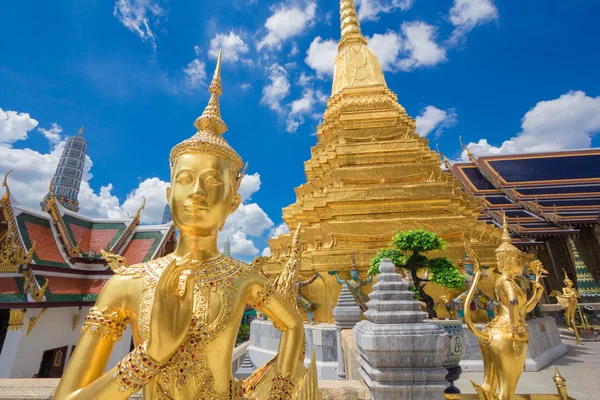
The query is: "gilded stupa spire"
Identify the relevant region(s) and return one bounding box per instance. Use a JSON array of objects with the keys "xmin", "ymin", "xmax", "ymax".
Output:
[
  {"xmin": 339, "ymin": 0, "xmax": 367, "ymax": 50},
  {"xmin": 194, "ymin": 49, "xmax": 226, "ymax": 135},
  {"xmin": 501, "ymin": 212, "xmax": 510, "ymax": 243},
  {"xmin": 332, "ymin": 0, "xmax": 387, "ymax": 96}
]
